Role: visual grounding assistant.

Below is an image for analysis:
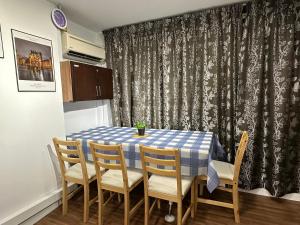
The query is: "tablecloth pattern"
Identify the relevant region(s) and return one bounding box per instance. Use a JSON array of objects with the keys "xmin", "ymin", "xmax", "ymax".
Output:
[{"xmin": 67, "ymin": 126, "xmax": 226, "ymax": 192}]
